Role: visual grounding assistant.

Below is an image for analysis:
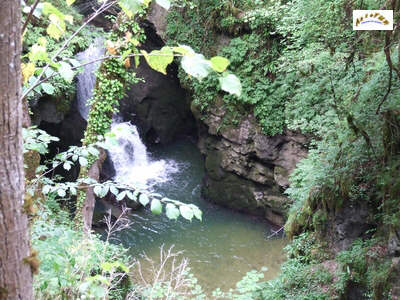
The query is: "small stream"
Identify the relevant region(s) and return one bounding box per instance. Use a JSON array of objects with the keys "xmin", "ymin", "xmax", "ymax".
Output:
[{"xmin": 107, "ymin": 122, "xmax": 286, "ymax": 292}]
